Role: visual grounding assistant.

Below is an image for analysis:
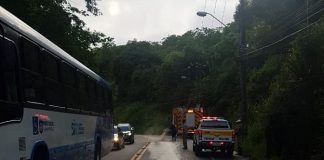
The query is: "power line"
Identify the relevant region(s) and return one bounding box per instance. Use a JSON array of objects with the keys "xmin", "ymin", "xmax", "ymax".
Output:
[
  {"xmin": 202, "ymin": 0, "xmax": 208, "ymax": 28},
  {"xmin": 212, "ymin": 0, "xmax": 218, "ymax": 27},
  {"xmin": 245, "ymin": 20, "xmax": 319, "ymax": 57},
  {"xmin": 258, "ymin": 6, "xmax": 307, "ymax": 45},
  {"xmin": 254, "ymin": 1, "xmax": 322, "ymax": 50},
  {"xmin": 241, "ymin": 9, "xmax": 323, "ymax": 59},
  {"xmin": 221, "ymin": 0, "xmax": 227, "ymax": 23},
  {"xmin": 256, "ymin": 0, "xmax": 319, "ymax": 43}
]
